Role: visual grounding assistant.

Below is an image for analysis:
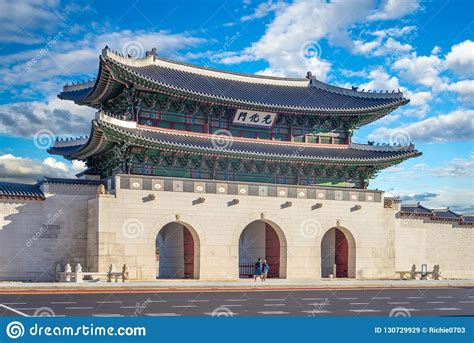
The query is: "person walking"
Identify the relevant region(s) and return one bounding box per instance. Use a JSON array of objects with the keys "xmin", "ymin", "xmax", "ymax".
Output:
[
  {"xmin": 262, "ymin": 259, "xmax": 270, "ymax": 282},
  {"xmin": 254, "ymin": 258, "xmax": 263, "ymax": 282}
]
